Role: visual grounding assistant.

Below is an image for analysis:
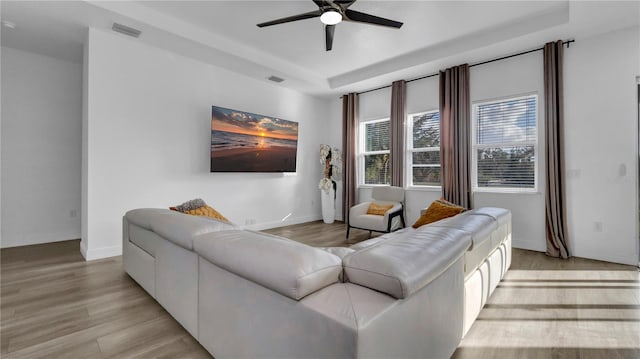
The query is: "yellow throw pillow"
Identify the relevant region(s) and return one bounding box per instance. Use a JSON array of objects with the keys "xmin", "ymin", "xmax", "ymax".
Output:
[
  {"xmin": 185, "ymin": 205, "xmax": 229, "ymax": 223},
  {"xmin": 435, "ymin": 197, "xmax": 467, "ymax": 211},
  {"xmin": 412, "ymin": 200, "xmax": 464, "ymax": 228},
  {"xmin": 366, "ymin": 202, "xmax": 394, "ymax": 216}
]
